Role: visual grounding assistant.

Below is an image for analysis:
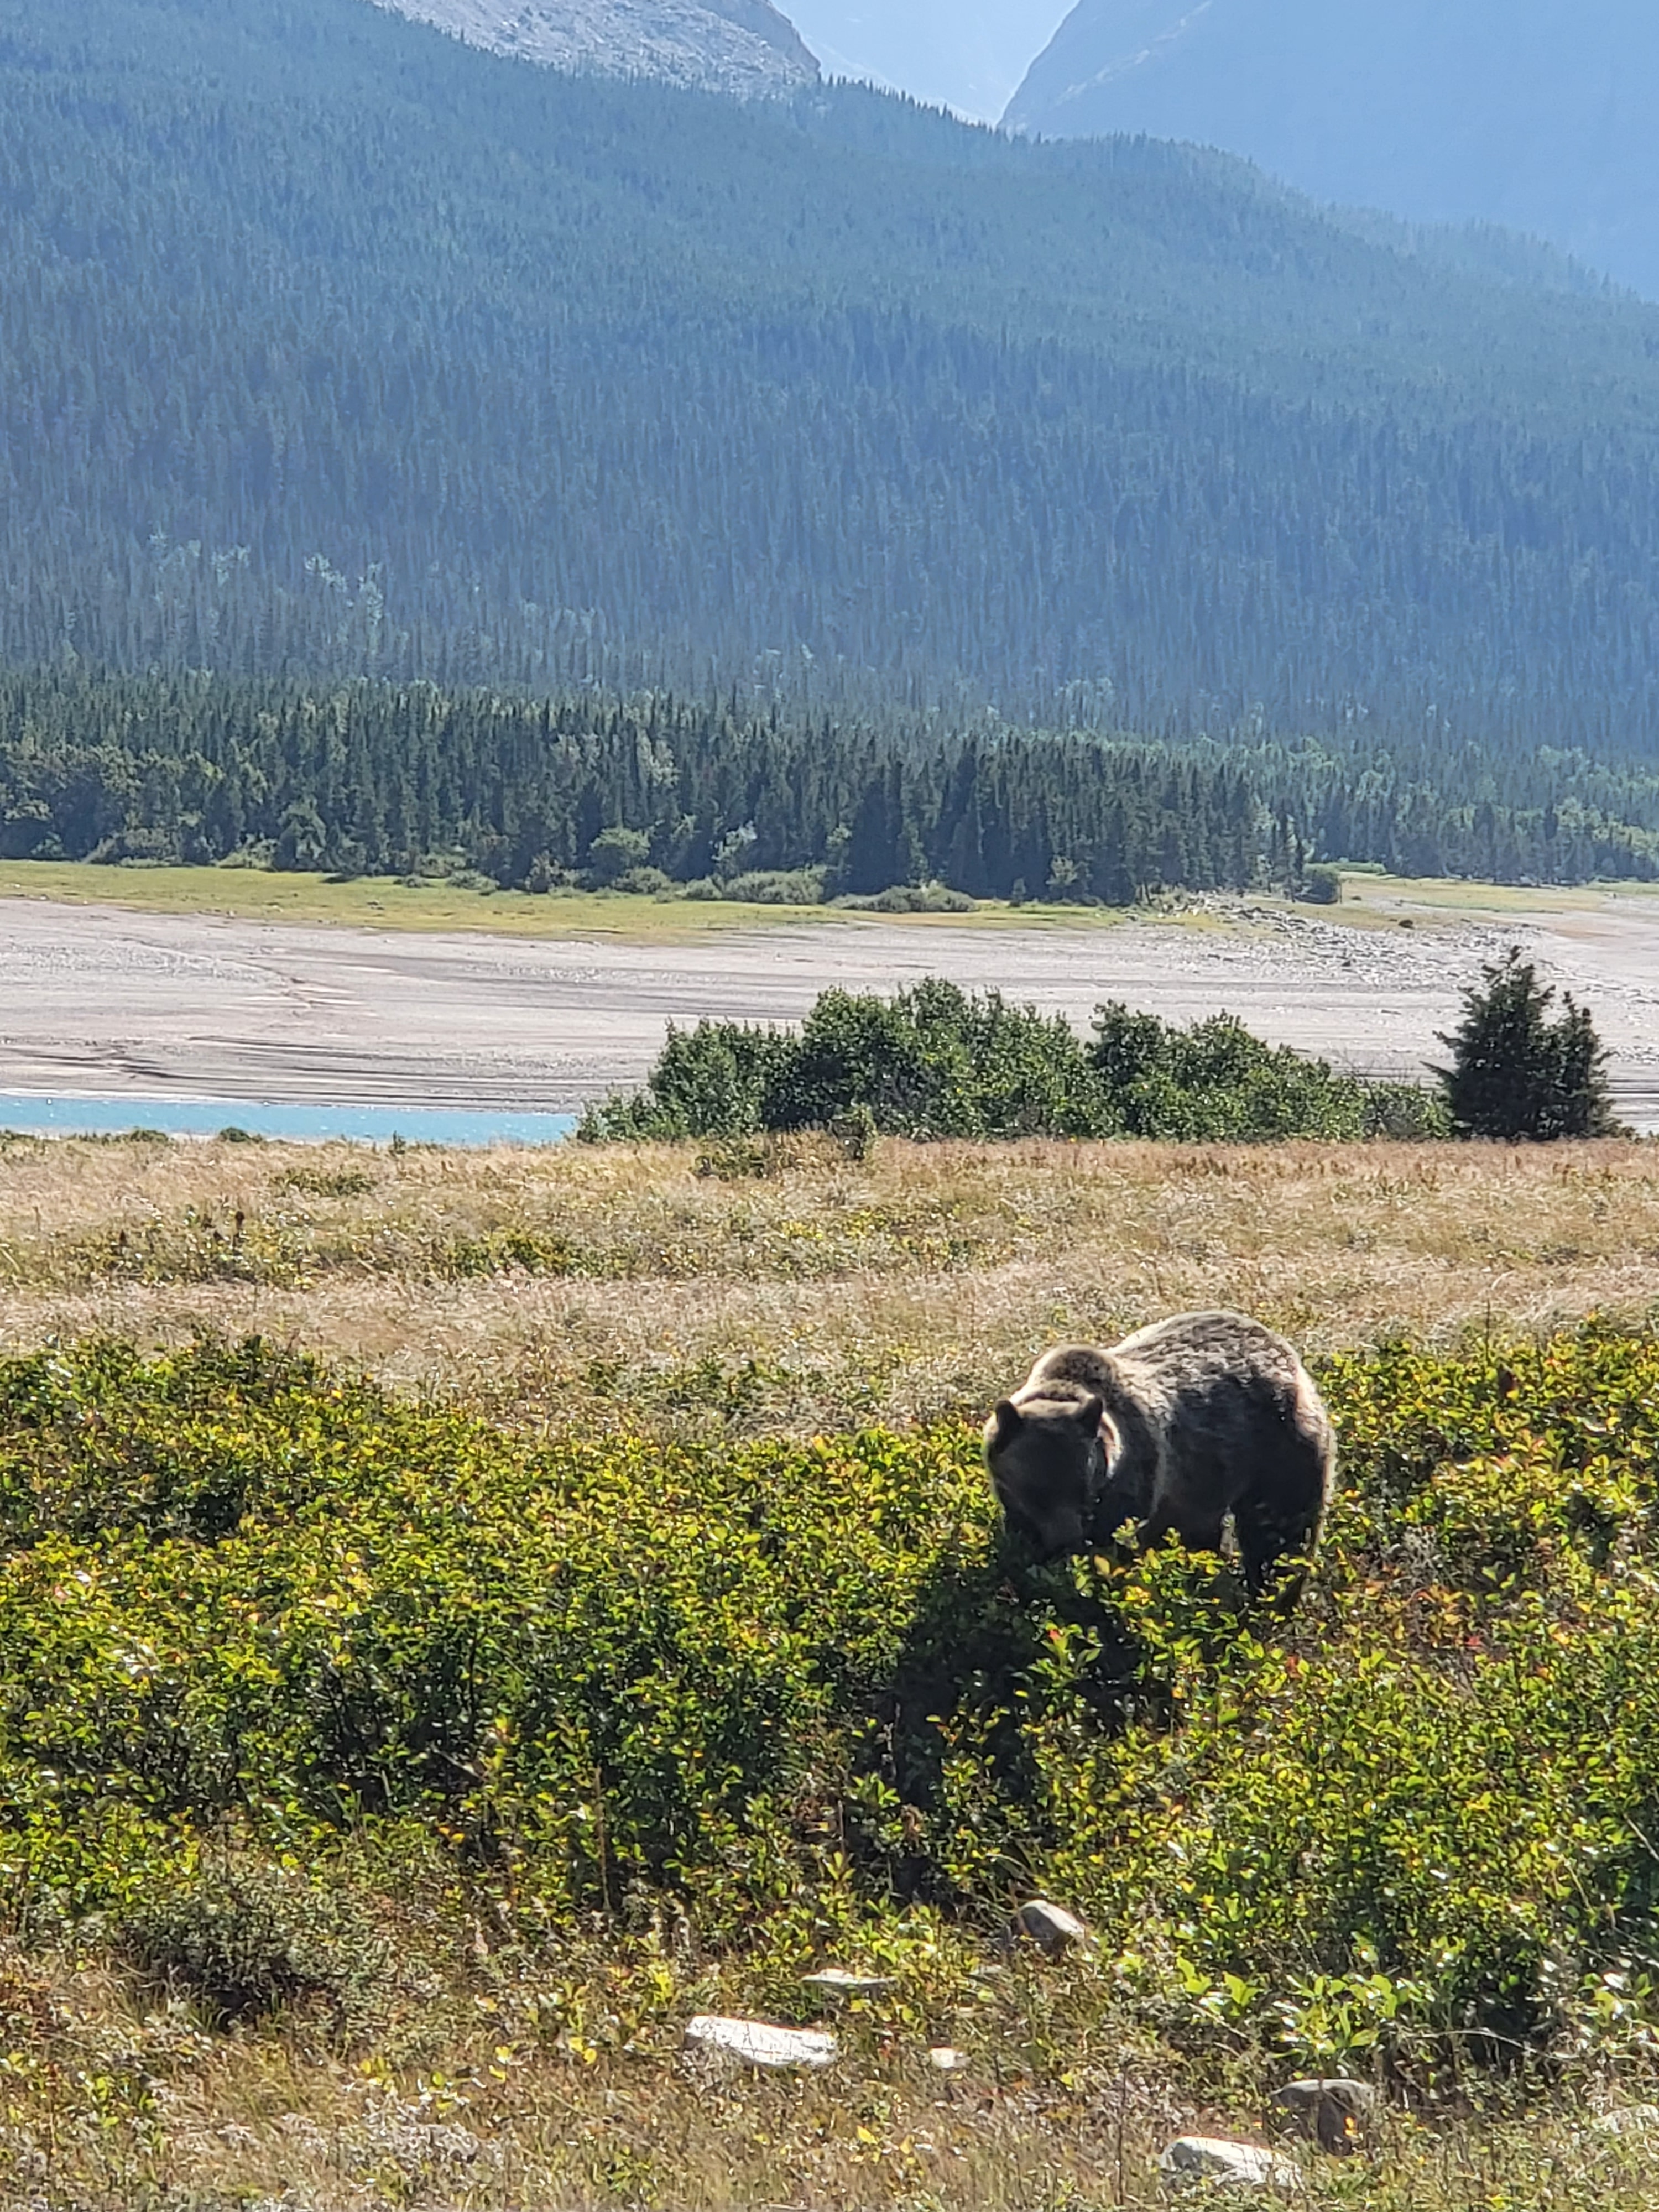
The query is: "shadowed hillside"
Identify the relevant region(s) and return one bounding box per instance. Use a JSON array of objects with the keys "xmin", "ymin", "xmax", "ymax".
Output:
[
  {"xmin": 1009, "ymin": 0, "xmax": 1659, "ymax": 298},
  {"xmin": 6, "ymin": 0, "xmax": 1659, "ymax": 752}
]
